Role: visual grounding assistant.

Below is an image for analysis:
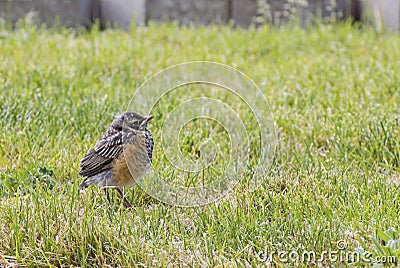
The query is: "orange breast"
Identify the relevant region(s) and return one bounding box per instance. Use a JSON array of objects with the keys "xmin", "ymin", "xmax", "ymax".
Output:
[
  {"xmin": 111, "ymin": 152, "xmax": 134, "ymax": 187},
  {"xmin": 111, "ymin": 135, "xmax": 151, "ymax": 187}
]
